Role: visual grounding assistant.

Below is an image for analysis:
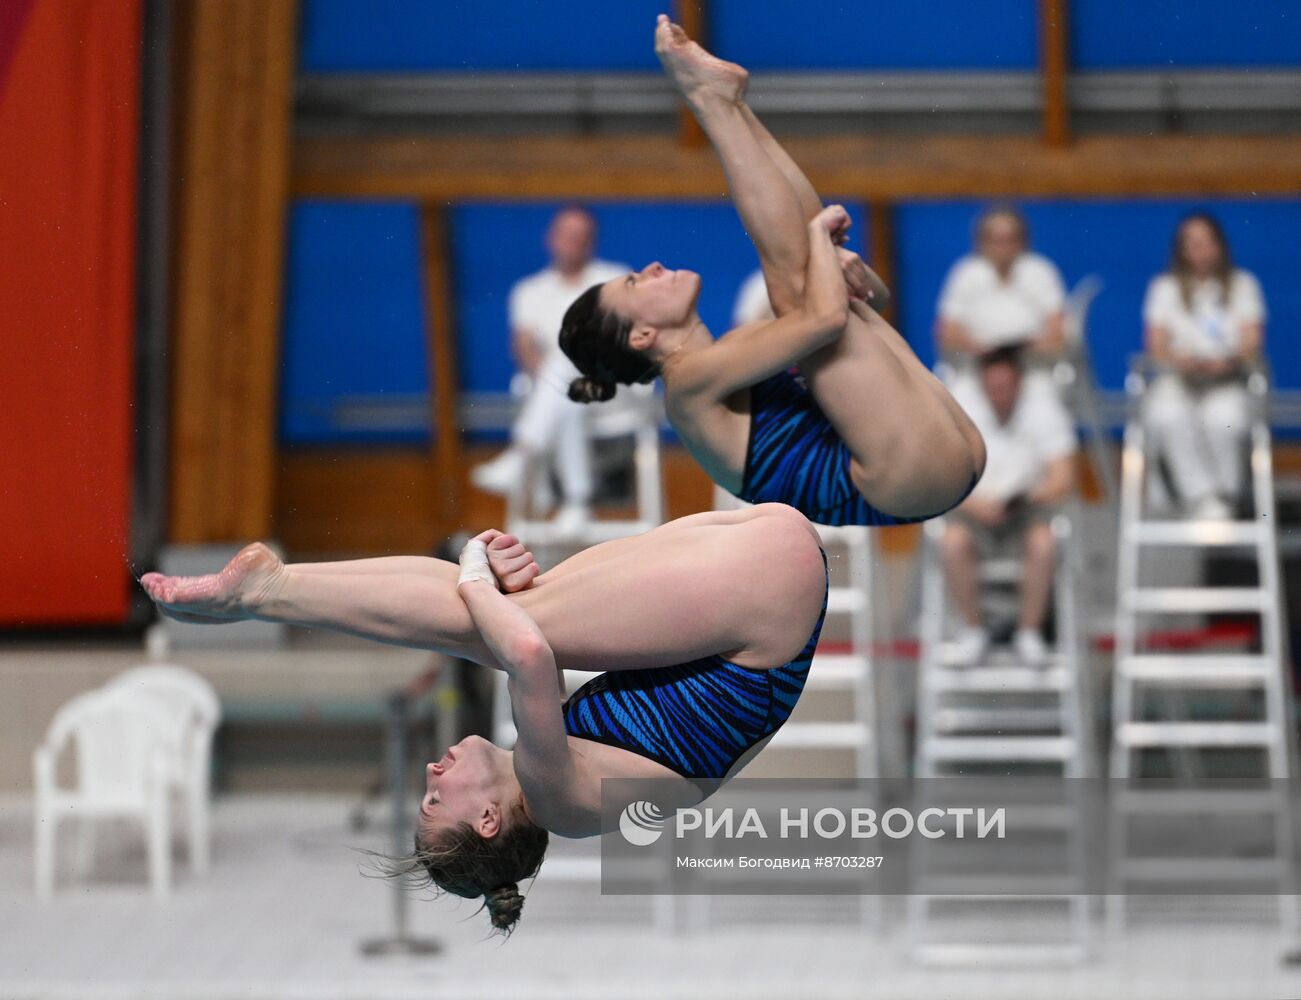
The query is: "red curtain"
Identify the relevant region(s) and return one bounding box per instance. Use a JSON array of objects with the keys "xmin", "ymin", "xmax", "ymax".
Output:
[{"xmin": 0, "ymin": 1, "xmax": 141, "ymax": 625}]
